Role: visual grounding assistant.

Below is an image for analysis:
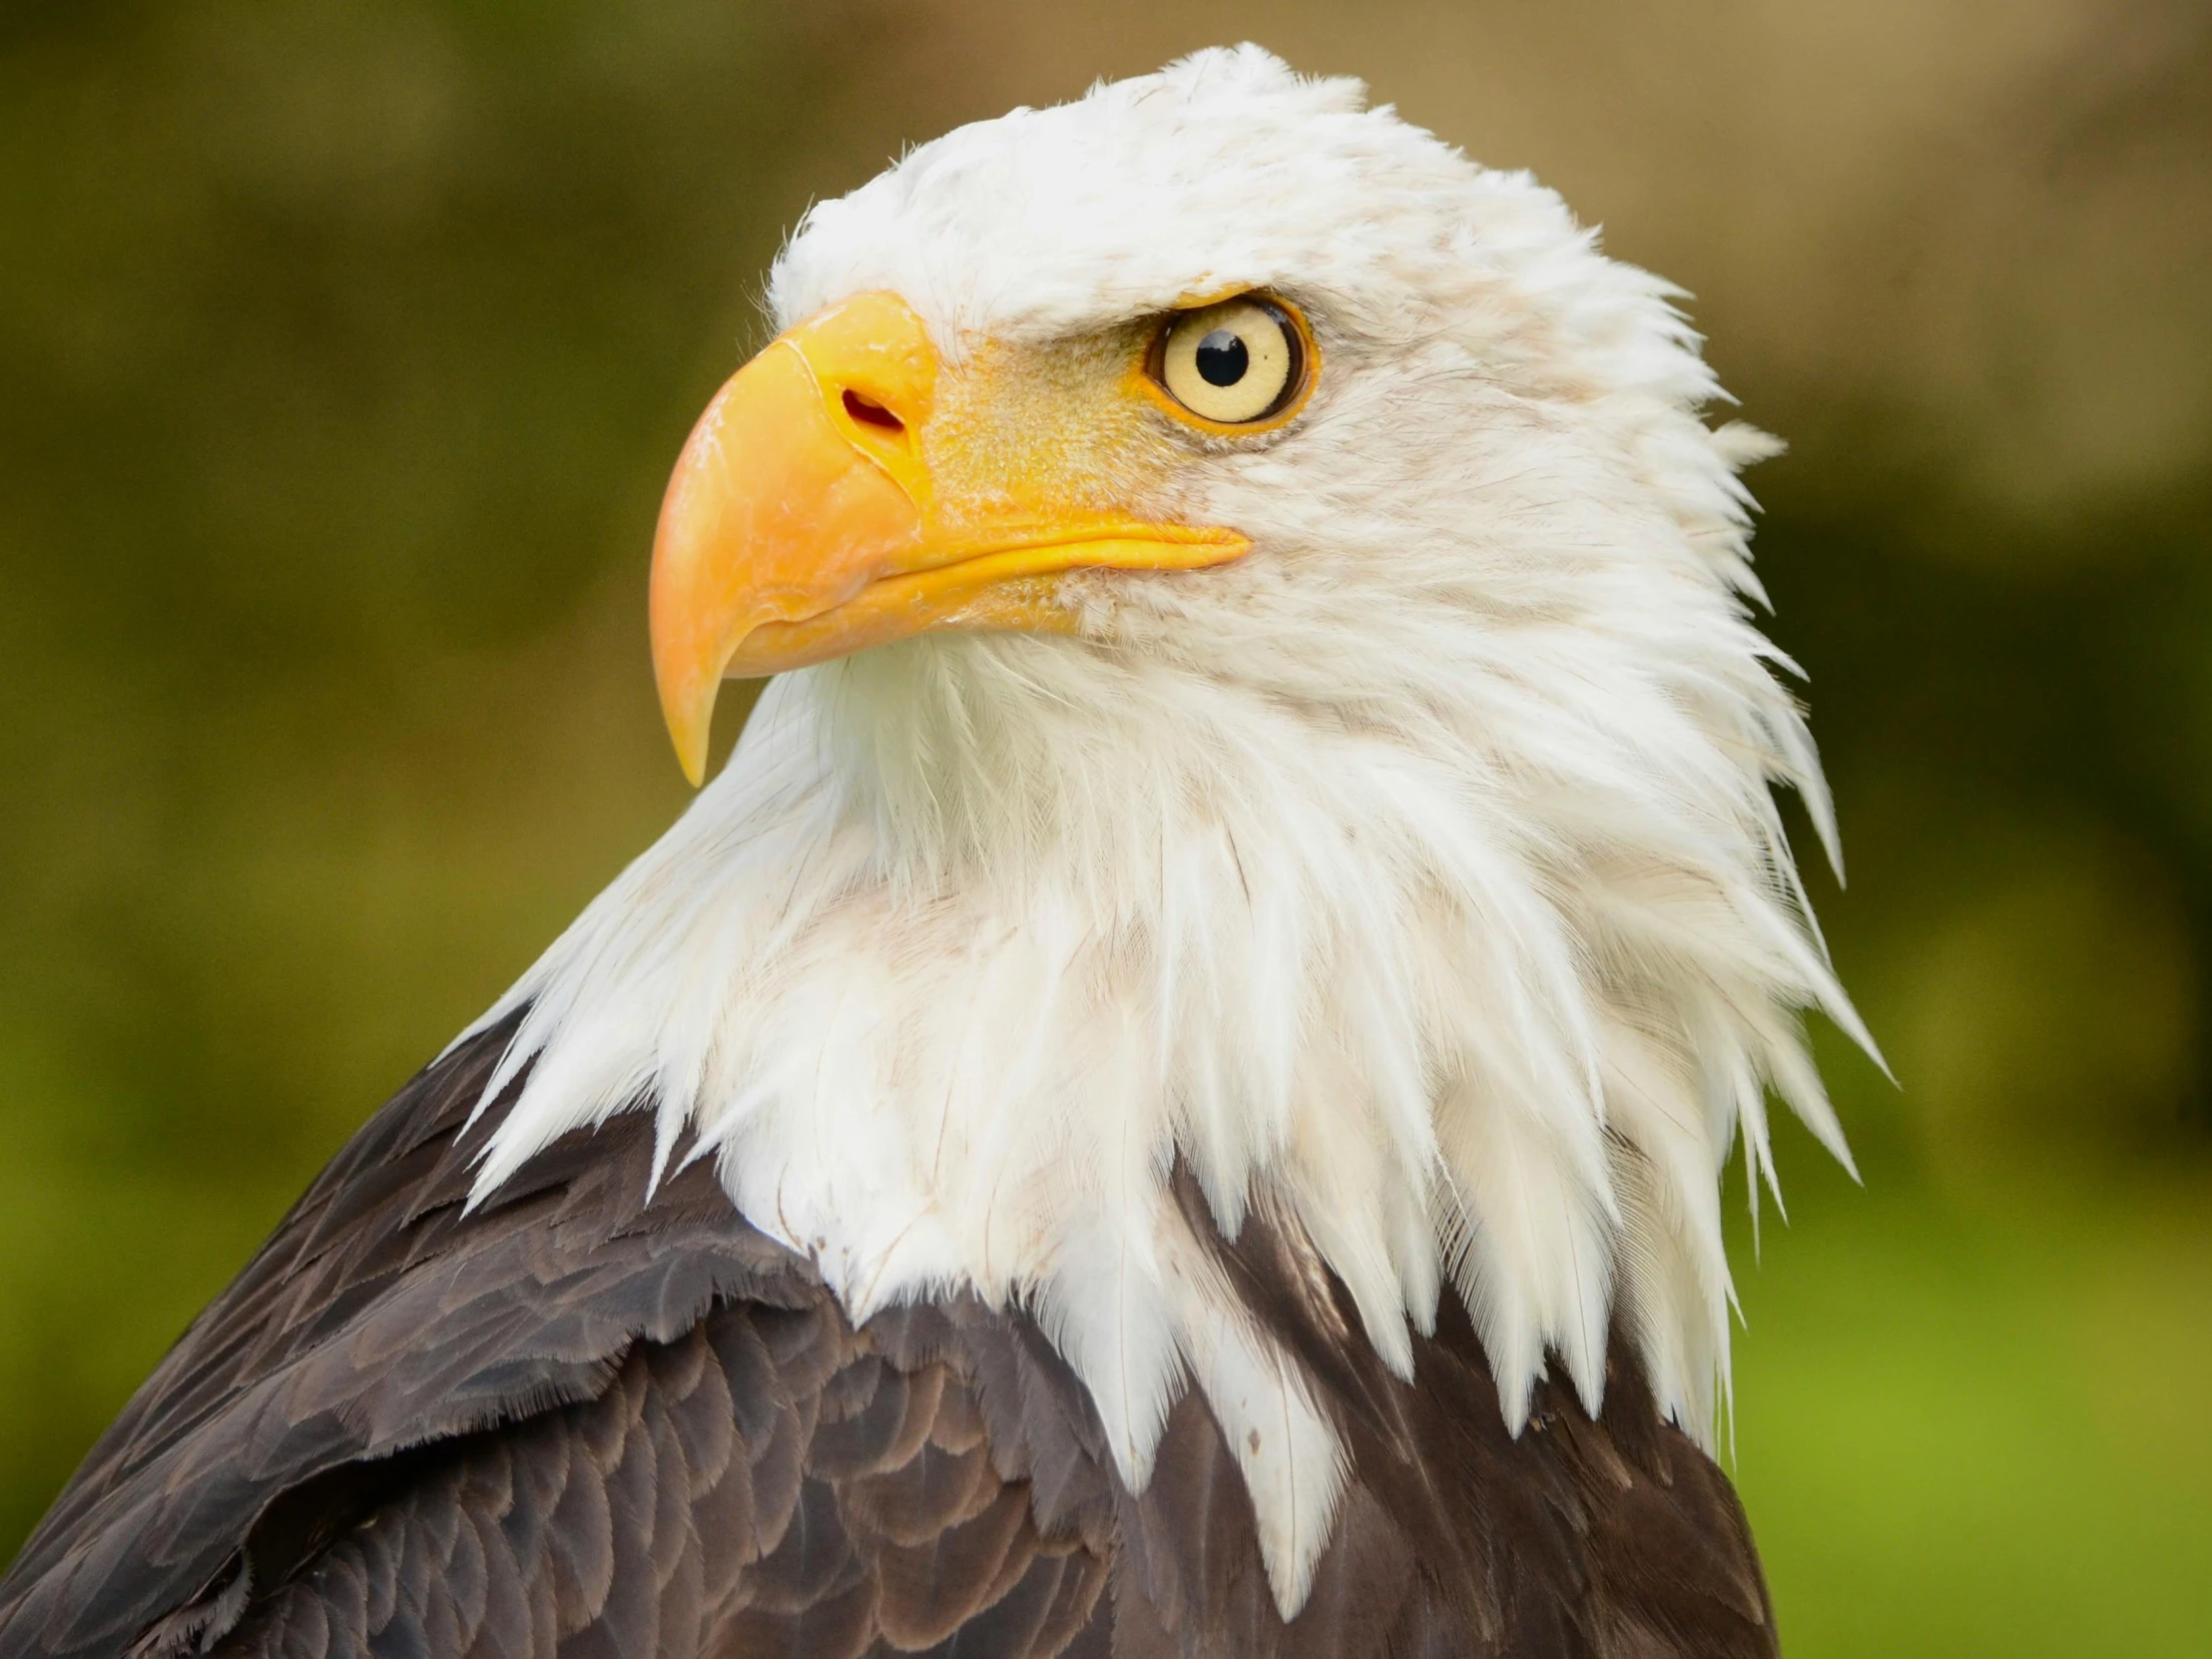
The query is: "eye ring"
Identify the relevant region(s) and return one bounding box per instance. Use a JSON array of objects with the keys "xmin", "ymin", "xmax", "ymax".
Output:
[{"xmin": 1145, "ymin": 293, "xmax": 1313, "ymax": 430}]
